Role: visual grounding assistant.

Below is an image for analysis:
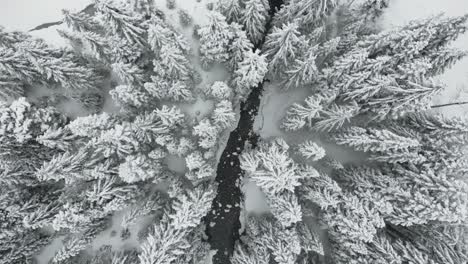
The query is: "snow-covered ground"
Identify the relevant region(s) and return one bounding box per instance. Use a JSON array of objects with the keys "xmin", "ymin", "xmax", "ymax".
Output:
[{"xmin": 0, "ymin": 0, "xmax": 91, "ymax": 31}]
